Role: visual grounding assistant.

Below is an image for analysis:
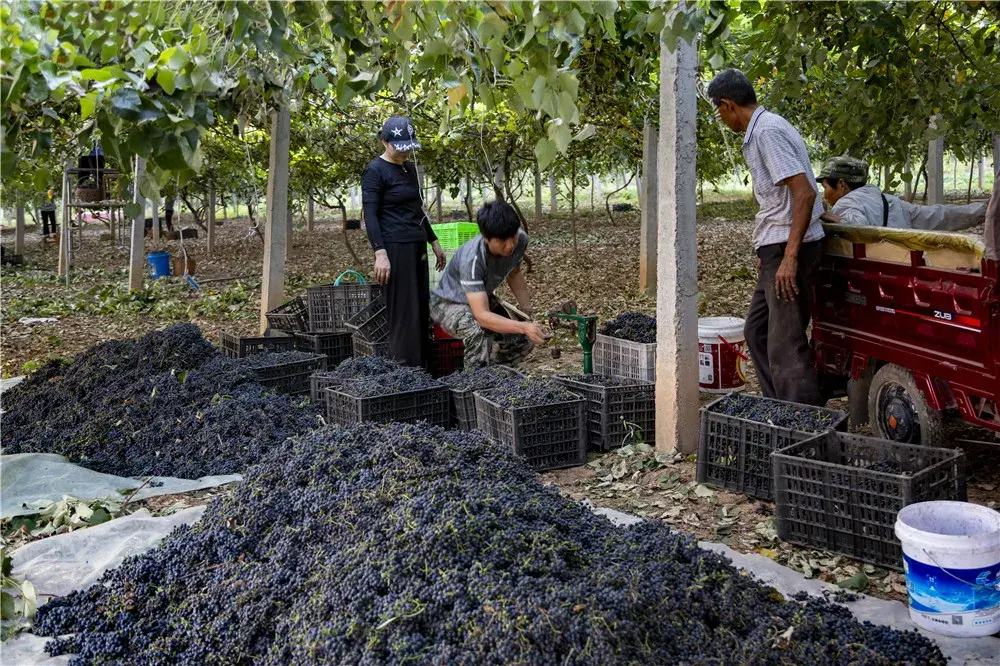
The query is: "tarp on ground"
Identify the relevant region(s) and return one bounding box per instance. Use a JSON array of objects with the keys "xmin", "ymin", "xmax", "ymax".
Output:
[{"xmin": 0, "ymin": 453, "xmax": 240, "ymax": 519}]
